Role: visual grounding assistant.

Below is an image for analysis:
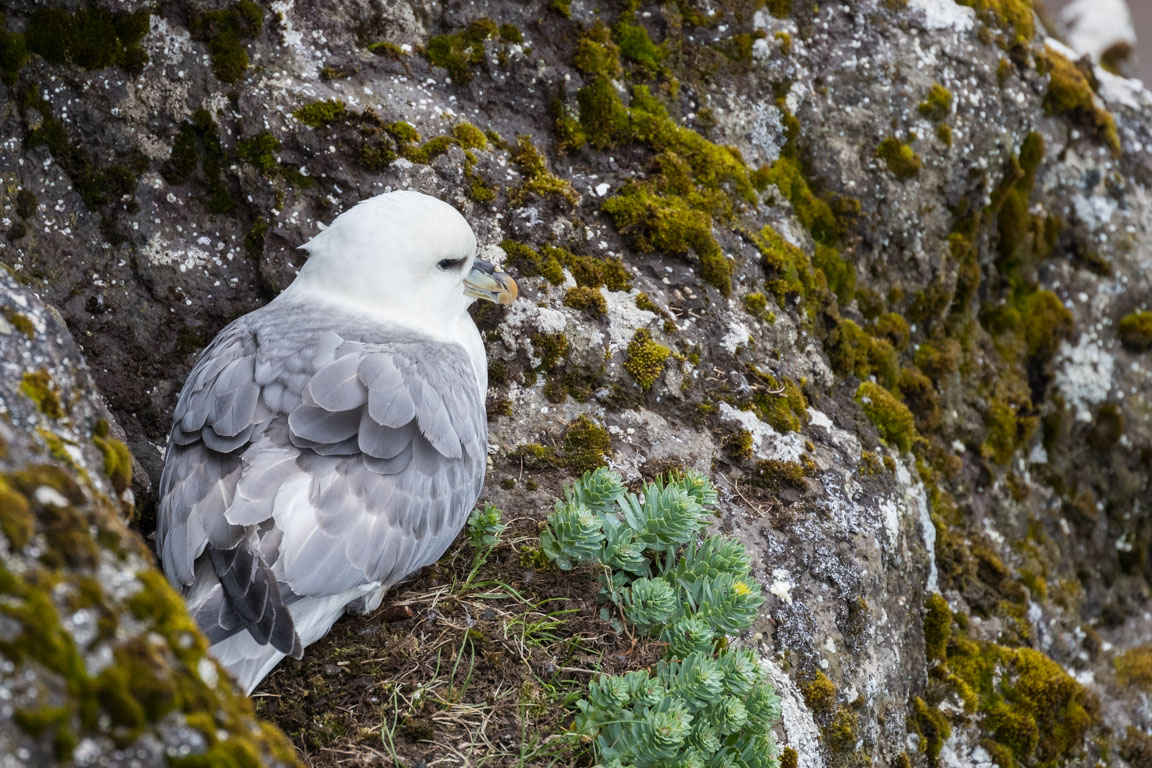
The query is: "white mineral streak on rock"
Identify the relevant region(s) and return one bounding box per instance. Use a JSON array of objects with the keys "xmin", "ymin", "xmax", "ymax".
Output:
[
  {"xmin": 1060, "ymin": 0, "xmax": 1137, "ymax": 62},
  {"xmin": 907, "ymin": 0, "xmax": 976, "ymax": 33},
  {"xmin": 718, "ymin": 402, "xmax": 806, "ymax": 462},
  {"xmin": 1053, "ymin": 331, "xmax": 1115, "ymax": 422},
  {"xmin": 761, "ymin": 659, "xmax": 825, "ymax": 768}
]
